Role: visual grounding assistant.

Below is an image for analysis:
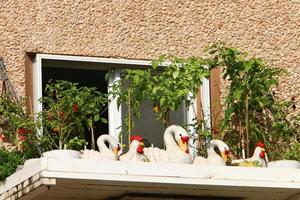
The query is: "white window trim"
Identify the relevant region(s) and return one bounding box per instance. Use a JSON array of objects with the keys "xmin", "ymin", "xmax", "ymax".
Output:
[{"xmin": 32, "ymin": 54, "xmax": 211, "ymax": 153}]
